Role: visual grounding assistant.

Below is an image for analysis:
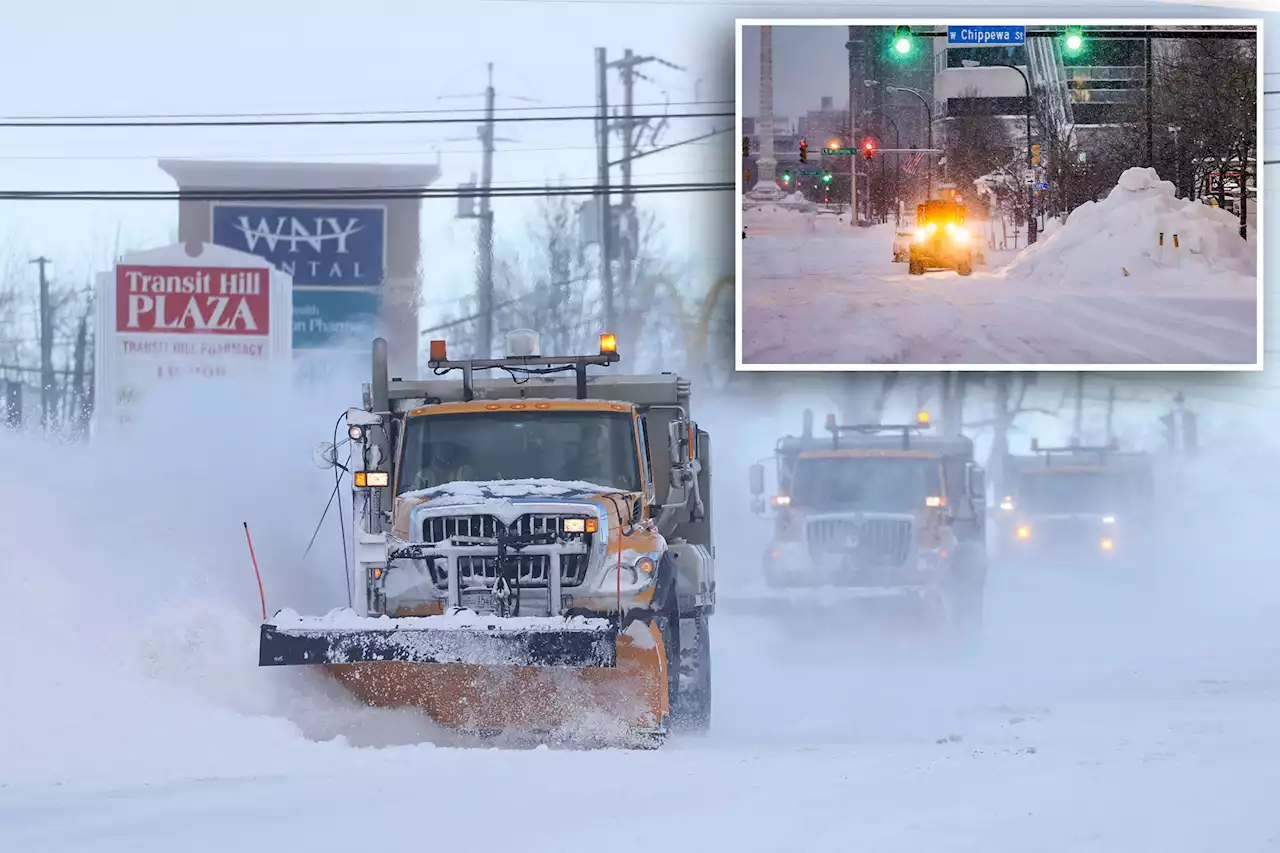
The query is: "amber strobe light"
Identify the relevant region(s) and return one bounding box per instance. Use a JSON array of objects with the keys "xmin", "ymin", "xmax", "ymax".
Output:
[
  {"xmin": 354, "ymin": 471, "xmax": 390, "ymax": 488},
  {"xmin": 600, "ymin": 333, "xmax": 618, "ymax": 353},
  {"xmin": 429, "ymin": 339, "xmax": 447, "ymax": 361}
]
